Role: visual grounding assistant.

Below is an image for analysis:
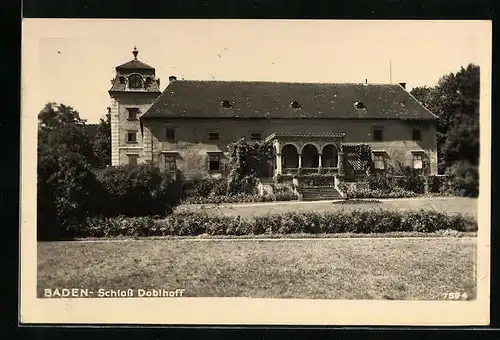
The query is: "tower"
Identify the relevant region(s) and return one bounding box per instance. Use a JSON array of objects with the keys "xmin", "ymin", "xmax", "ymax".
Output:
[{"xmin": 108, "ymin": 47, "xmax": 161, "ymax": 166}]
